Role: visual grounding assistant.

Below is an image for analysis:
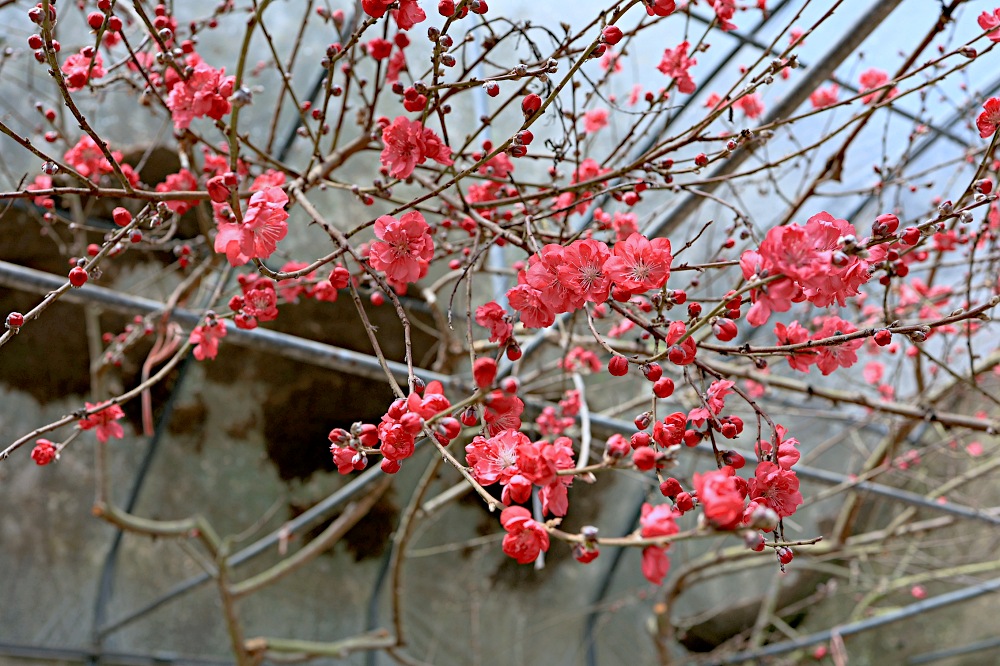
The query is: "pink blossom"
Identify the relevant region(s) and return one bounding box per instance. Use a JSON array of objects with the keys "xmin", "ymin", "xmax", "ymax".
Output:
[
  {"xmin": 640, "ymin": 502, "xmax": 679, "ymax": 539},
  {"xmin": 755, "ymin": 424, "xmax": 801, "ymax": 469},
  {"xmin": 603, "ymin": 233, "xmax": 672, "ymax": 297},
  {"xmin": 361, "ymin": 0, "xmax": 391, "ymax": 19},
  {"xmin": 859, "ymin": 68, "xmax": 897, "ymax": 105},
  {"xmin": 250, "ymin": 169, "xmax": 286, "ymax": 192},
  {"xmin": 525, "ymin": 244, "xmax": 578, "ymax": 313},
  {"xmin": 583, "ymin": 108, "xmax": 610, "ymax": 133},
  {"xmin": 166, "ymin": 62, "xmax": 235, "ymax": 130},
  {"xmin": 366, "ymin": 38, "xmax": 392, "ymax": 60},
  {"xmin": 62, "ymin": 50, "xmax": 105, "ymax": 91},
  {"xmin": 467, "ymin": 429, "xmax": 529, "ymax": 486},
  {"xmin": 599, "ymin": 50, "xmax": 623, "ymax": 73},
  {"xmin": 482, "ymin": 391, "xmax": 525, "ymax": 437},
  {"xmin": 64, "ymin": 135, "xmax": 115, "ymax": 179},
  {"xmin": 628, "ymin": 84, "xmax": 643, "ymax": 106},
  {"xmin": 475, "ymin": 301, "xmax": 514, "ymax": 344},
  {"xmin": 368, "ymin": 211, "xmax": 434, "ymax": 287},
  {"xmin": 645, "ymin": 0, "xmax": 676, "ymax": 17},
  {"xmin": 558, "ymin": 239, "xmax": 611, "ymax": 305},
  {"xmin": 737, "ymin": 92, "xmax": 765, "ymax": 119},
  {"xmin": 380, "ymin": 116, "xmax": 453, "ymax": 180},
  {"xmin": 812, "ymin": 316, "xmax": 862, "ymax": 375},
  {"xmin": 810, "ymin": 84, "xmax": 839, "ymax": 109},
  {"xmin": 190, "ymin": 319, "xmax": 227, "ymax": 361},
  {"xmin": 215, "ymin": 187, "xmax": 288, "ymax": 266},
  {"xmin": 657, "ymin": 41, "xmax": 697, "ymax": 94},
  {"xmin": 156, "ymin": 169, "xmax": 199, "ymax": 215},
  {"xmin": 747, "ymin": 461, "xmax": 802, "ymax": 519},
  {"xmin": 507, "ymin": 284, "xmax": 556, "ymax": 329},
  {"xmin": 500, "ymin": 506, "xmax": 550, "ymax": 564},
  {"xmin": 237, "ymin": 275, "xmax": 280, "ymax": 323},
  {"xmin": 642, "ymin": 546, "xmax": 671, "ymax": 585},
  {"xmin": 977, "ymin": 98, "xmax": 1000, "ymax": 138},
  {"xmin": 27, "ymin": 175, "xmax": 54, "ymax": 209},
  {"xmin": 712, "ymin": 0, "xmax": 738, "ymax": 31},
  {"xmin": 694, "ymin": 467, "xmax": 746, "ymax": 530},
  {"xmin": 79, "ymin": 402, "xmax": 126, "ymax": 443},
  {"xmin": 393, "ymin": 0, "xmax": 426, "ymax": 30},
  {"xmin": 978, "ymin": 9, "xmax": 1000, "ymax": 42},
  {"xmin": 863, "ymin": 361, "xmax": 884, "ymax": 384}
]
